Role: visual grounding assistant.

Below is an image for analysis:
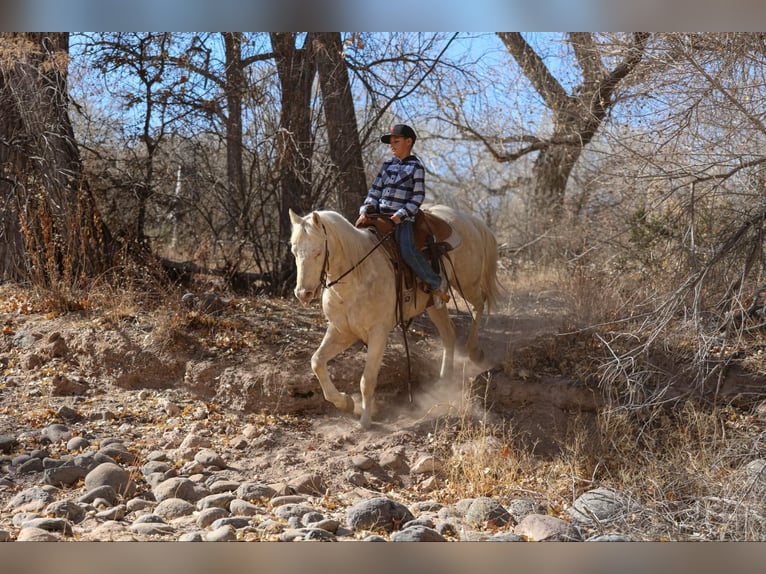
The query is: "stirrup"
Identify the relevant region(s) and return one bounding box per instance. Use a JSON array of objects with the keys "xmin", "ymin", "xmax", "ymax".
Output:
[{"xmin": 431, "ymin": 289, "xmax": 450, "ymax": 302}]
